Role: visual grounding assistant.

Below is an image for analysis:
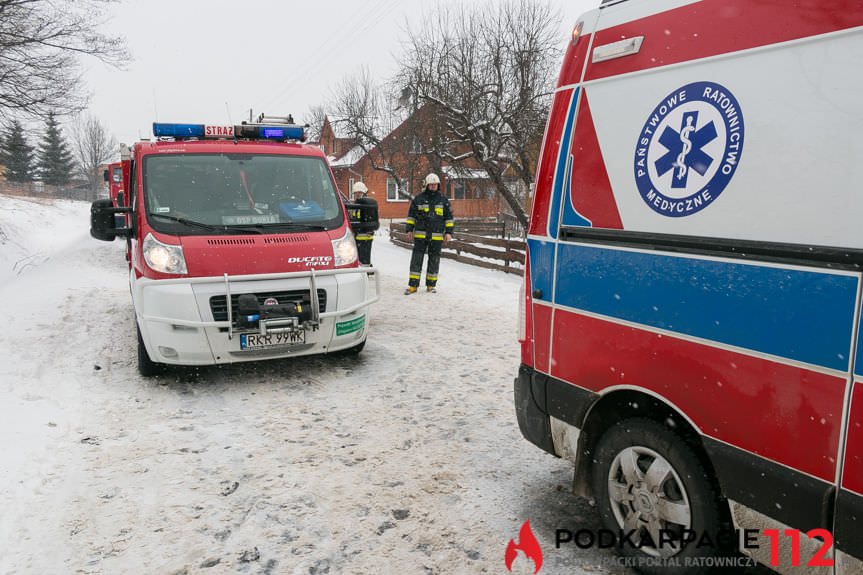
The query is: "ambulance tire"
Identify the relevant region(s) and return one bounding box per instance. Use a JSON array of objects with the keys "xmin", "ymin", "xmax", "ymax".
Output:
[
  {"xmin": 137, "ymin": 325, "xmax": 166, "ymax": 377},
  {"xmin": 591, "ymin": 418, "xmax": 728, "ymax": 574}
]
